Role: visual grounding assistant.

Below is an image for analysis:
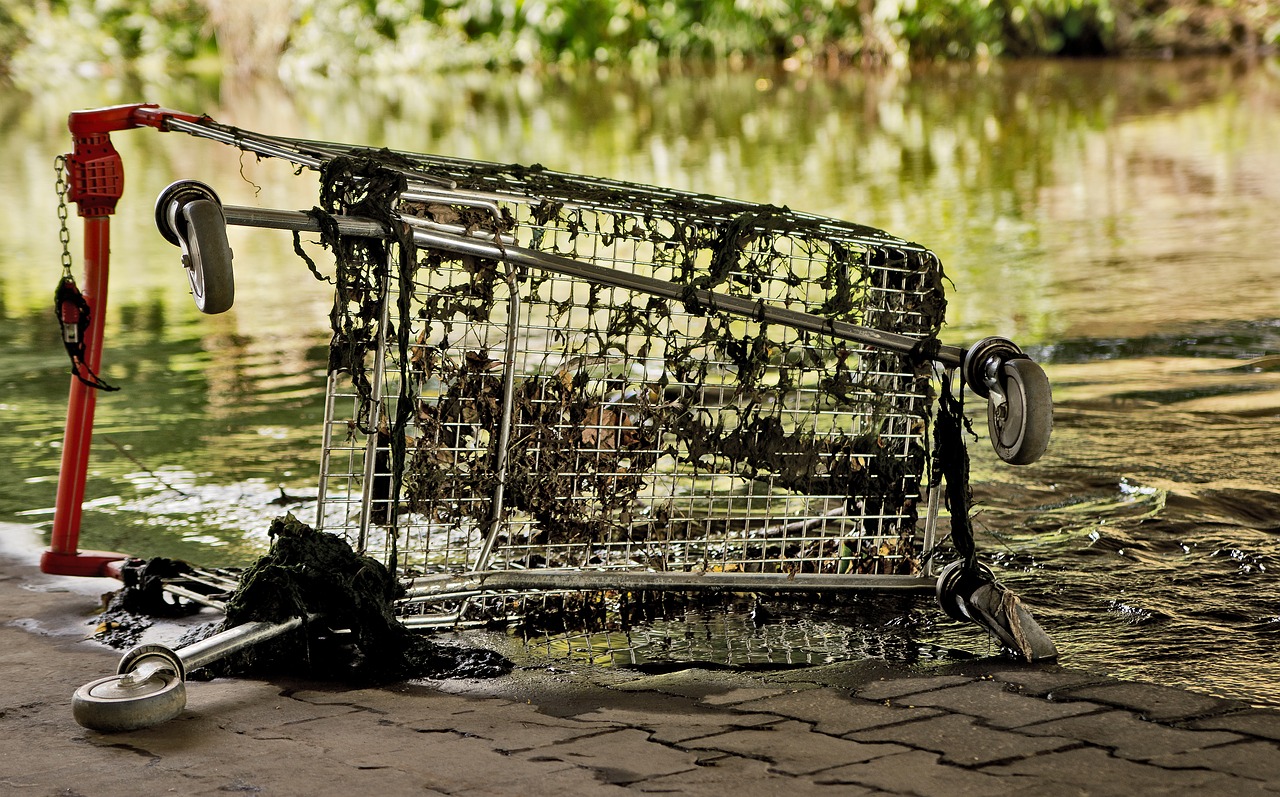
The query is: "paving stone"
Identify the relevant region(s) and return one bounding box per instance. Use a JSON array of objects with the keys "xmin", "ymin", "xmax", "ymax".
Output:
[
  {"xmin": 0, "ymin": 736, "xmax": 78, "ymax": 783},
  {"xmin": 1020, "ymin": 708, "xmax": 1243, "ymax": 760},
  {"xmin": 765, "ymin": 659, "xmax": 923, "ymax": 691},
  {"xmin": 92, "ymin": 715, "xmax": 456, "ymax": 795},
  {"xmin": 7, "ymin": 554, "xmax": 1280, "ymax": 797},
  {"xmin": 1186, "ymin": 709, "xmax": 1280, "ymax": 742},
  {"xmin": 1194, "ymin": 774, "xmax": 1276, "ymax": 795},
  {"xmin": 192, "ymin": 742, "xmax": 456, "ymax": 796},
  {"xmin": 678, "ymin": 719, "xmax": 908, "ymax": 776},
  {"xmin": 151, "ymin": 710, "xmax": 354, "ymax": 756},
  {"xmin": 294, "ymin": 684, "xmax": 504, "ymax": 720},
  {"xmin": 451, "ymin": 767, "xmax": 636, "ymax": 797},
  {"xmin": 1147, "ymin": 739, "xmax": 1280, "ymax": 783},
  {"xmin": 815, "ymin": 749, "xmax": 1022, "ymax": 797},
  {"xmin": 634, "ymin": 754, "xmax": 872, "ymax": 796},
  {"xmin": 15, "ymin": 752, "xmax": 450, "ymax": 797},
  {"xmin": 890, "ymin": 679, "xmax": 1101, "ymax": 728},
  {"xmin": 365, "ymin": 693, "xmax": 612, "ymax": 751},
  {"xmin": 989, "ymin": 666, "xmax": 1113, "ymax": 697},
  {"xmin": 516, "ymin": 727, "xmax": 703, "ymax": 784},
  {"xmin": 848, "ymin": 712, "xmax": 1077, "ymax": 766},
  {"xmin": 310, "ymin": 720, "xmax": 636, "ymax": 793},
  {"xmin": 1092, "ymin": 771, "xmax": 1272, "ymax": 797},
  {"xmin": 289, "ymin": 681, "xmax": 620, "ymax": 747},
  {"xmin": 613, "ymin": 669, "xmax": 794, "ymax": 703},
  {"xmin": 572, "ymin": 705, "xmax": 778, "ymax": 743},
  {"xmin": 732, "ymin": 687, "xmax": 943, "ymax": 735},
  {"xmin": 697, "ymin": 685, "xmax": 806, "ymax": 706},
  {"xmin": 420, "ymin": 739, "xmax": 635, "ymax": 795},
  {"xmin": 430, "ymin": 708, "xmax": 609, "ymax": 751},
  {"xmin": 257, "ymin": 704, "xmax": 599, "ymax": 793},
  {"xmin": 287, "ymin": 683, "xmax": 446, "ymax": 710},
  {"xmin": 195, "ymin": 684, "xmax": 370, "ymax": 732},
  {"xmin": 435, "ymin": 669, "xmax": 723, "ymax": 721},
  {"xmin": 855, "ymin": 675, "xmax": 975, "ymax": 701},
  {"xmin": 241, "ymin": 706, "xmax": 442, "ymax": 763},
  {"xmin": 980, "ymin": 745, "xmax": 1255, "ymax": 795},
  {"xmin": 1054, "ymin": 680, "xmax": 1248, "ymax": 722}
]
